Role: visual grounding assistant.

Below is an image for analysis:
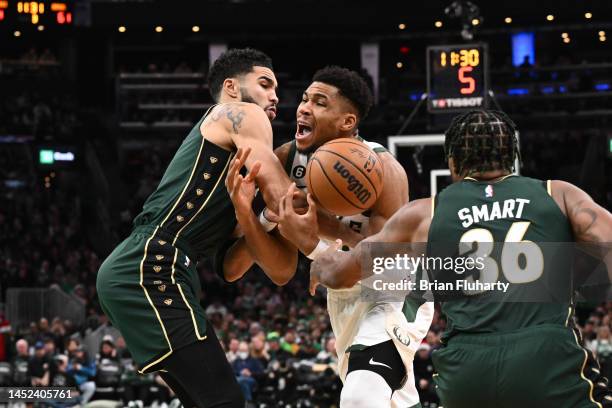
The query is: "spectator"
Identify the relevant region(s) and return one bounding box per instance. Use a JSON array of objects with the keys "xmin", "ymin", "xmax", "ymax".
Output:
[
  {"xmin": 232, "ymin": 341, "xmax": 264, "ymax": 403},
  {"xmin": 281, "ymin": 330, "xmax": 300, "ymax": 356},
  {"xmin": 29, "ymin": 341, "xmax": 50, "ymax": 386},
  {"xmin": 266, "ymin": 332, "xmax": 291, "ymax": 363},
  {"xmin": 413, "ymin": 342, "xmax": 438, "ymax": 405},
  {"xmin": 12, "ymin": 339, "xmax": 31, "ymax": 386},
  {"xmin": 67, "ymin": 345, "xmax": 96, "ymax": 404},
  {"xmin": 47, "ymin": 355, "xmax": 80, "ymax": 408},
  {"xmin": 250, "ymin": 336, "xmax": 269, "ymax": 369},
  {"xmin": 226, "ymin": 338, "xmax": 240, "ymax": 364},
  {"xmin": 589, "ymin": 325, "xmax": 612, "ymax": 380},
  {"xmin": 44, "ymin": 337, "xmax": 58, "ymax": 359},
  {"xmin": 94, "ymin": 338, "xmax": 122, "ymax": 401},
  {"xmin": 316, "ymin": 337, "xmax": 337, "ymax": 367}
]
